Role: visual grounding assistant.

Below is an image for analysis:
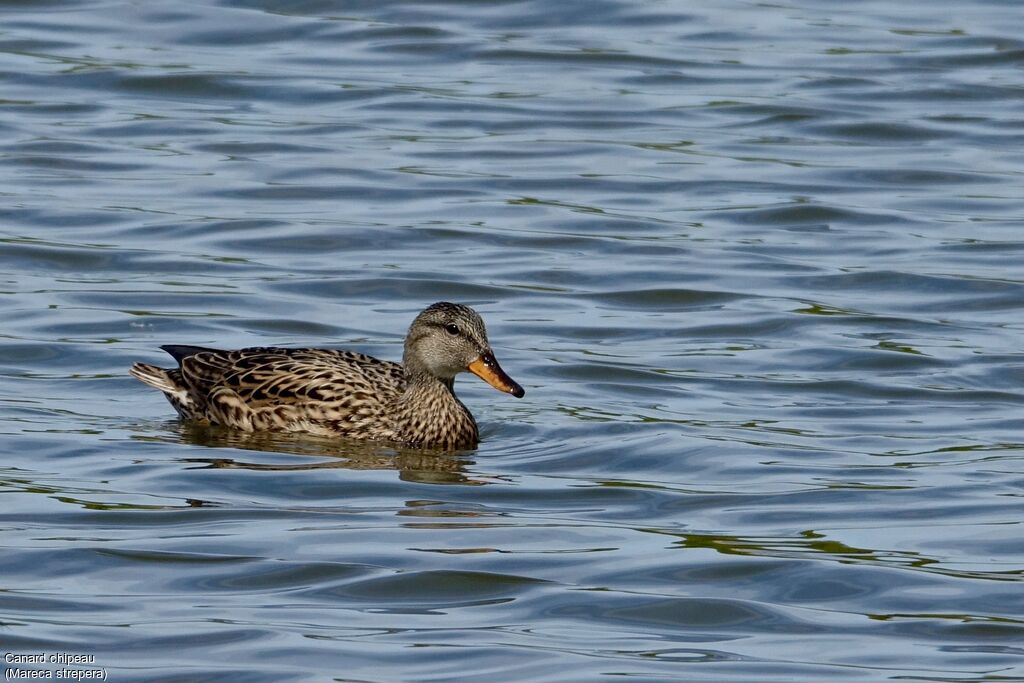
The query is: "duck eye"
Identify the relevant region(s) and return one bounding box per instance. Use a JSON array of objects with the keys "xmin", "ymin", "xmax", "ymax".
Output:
[{"xmin": 444, "ymin": 323, "xmax": 460, "ymax": 336}]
